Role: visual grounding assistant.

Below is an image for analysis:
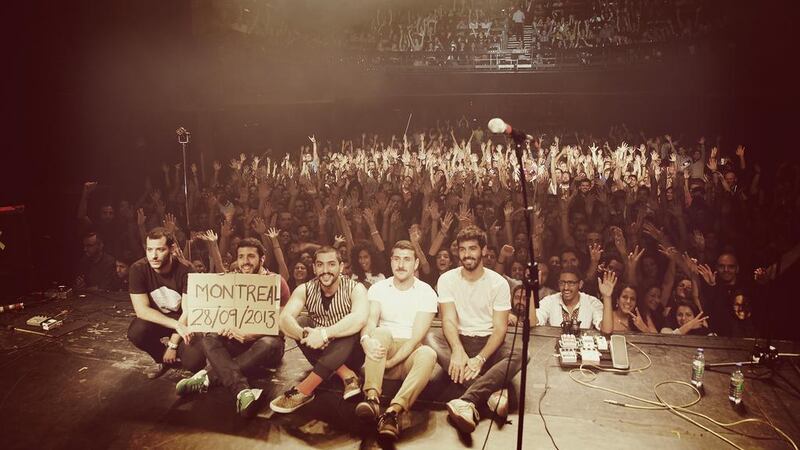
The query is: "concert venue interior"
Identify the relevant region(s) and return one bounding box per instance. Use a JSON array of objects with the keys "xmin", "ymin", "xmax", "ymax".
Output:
[{"xmin": 3, "ymin": 1, "xmax": 799, "ymax": 449}]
